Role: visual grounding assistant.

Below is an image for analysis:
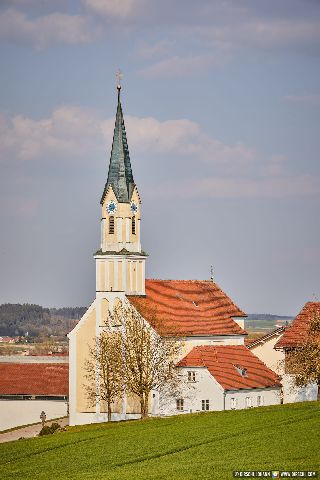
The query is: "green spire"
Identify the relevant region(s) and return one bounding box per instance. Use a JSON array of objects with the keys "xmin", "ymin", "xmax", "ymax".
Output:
[{"xmin": 101, "ymin": 86, "xmax": 135, "ymax": 204}]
